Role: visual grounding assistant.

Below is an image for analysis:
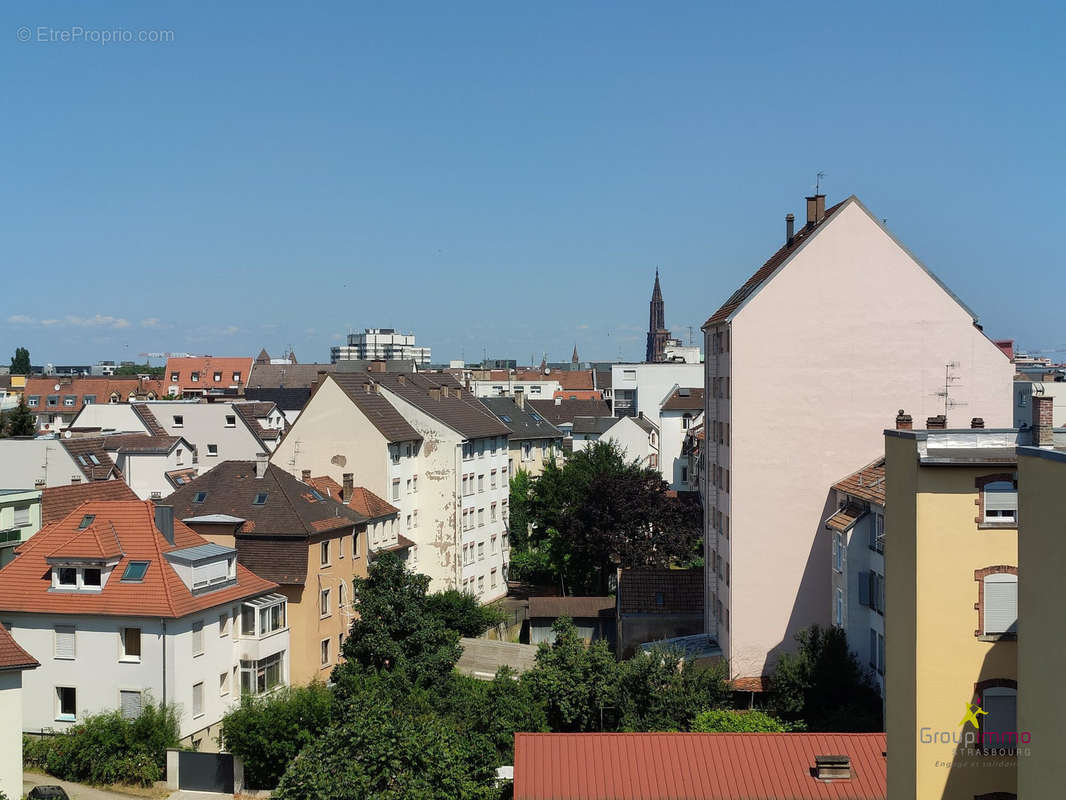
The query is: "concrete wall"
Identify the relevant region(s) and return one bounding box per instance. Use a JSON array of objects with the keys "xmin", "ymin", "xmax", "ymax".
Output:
[
  {"xmin": 153, "ymin": 403, "xmax": 272, "ymax": 472},
  {"xmin": 0, "ymin": 671, "xmax": 25, "ymax": 800},
  {"xmin": 601, "ymin": 416, "xmax": 656, "ymax": 468},
  {"xmin": 833, "ymin": 498, "xmax": 885, "ymax": 696},
  {"xmin": 0, "ymin": 440, "xmax": 90, "ymax": 488},
  {"xmin": 114, "ymin": 448, "xmax": 188, "ymax": 500},
  {"xmin": 1012, "ymin": 381, "xmax": 1066, "ymax": 428},
  {"xmin": 1017, "ymin": 448, "xmax": 1066, "ymax": 799},
  {"xmin": 709, "ymin": 198, "xmax": 1014, "ymax": 680},
  {"xmin": 0, "ymin": 489, "xmax": 42, "ymax": 568}
]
